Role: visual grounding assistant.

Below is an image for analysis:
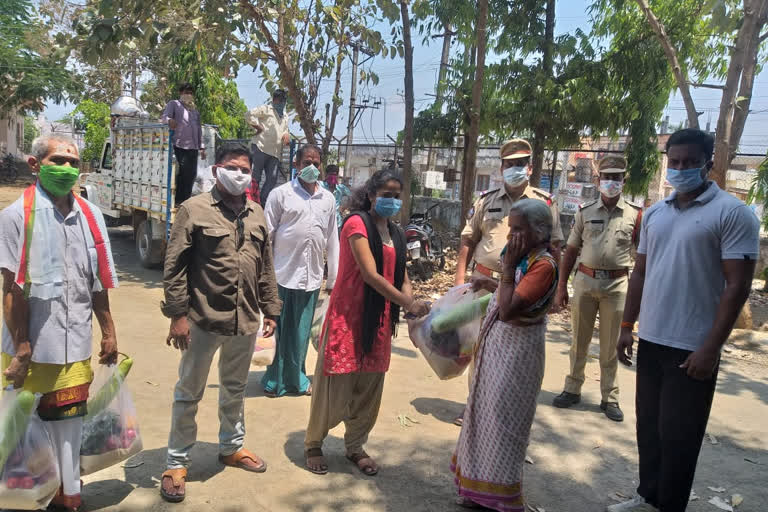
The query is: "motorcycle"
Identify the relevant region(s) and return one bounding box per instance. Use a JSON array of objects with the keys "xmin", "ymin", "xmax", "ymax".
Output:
[{"xmin": 405, "ymin": 203, "xmax": 446, "ymax": 281}]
